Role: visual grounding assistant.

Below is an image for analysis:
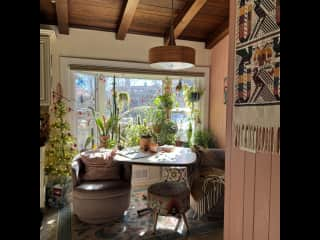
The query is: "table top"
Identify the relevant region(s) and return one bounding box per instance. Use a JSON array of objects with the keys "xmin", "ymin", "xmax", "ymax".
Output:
[{"xmin": 114, "ymin": 146, "xmax": 197, "ymax": 166}]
